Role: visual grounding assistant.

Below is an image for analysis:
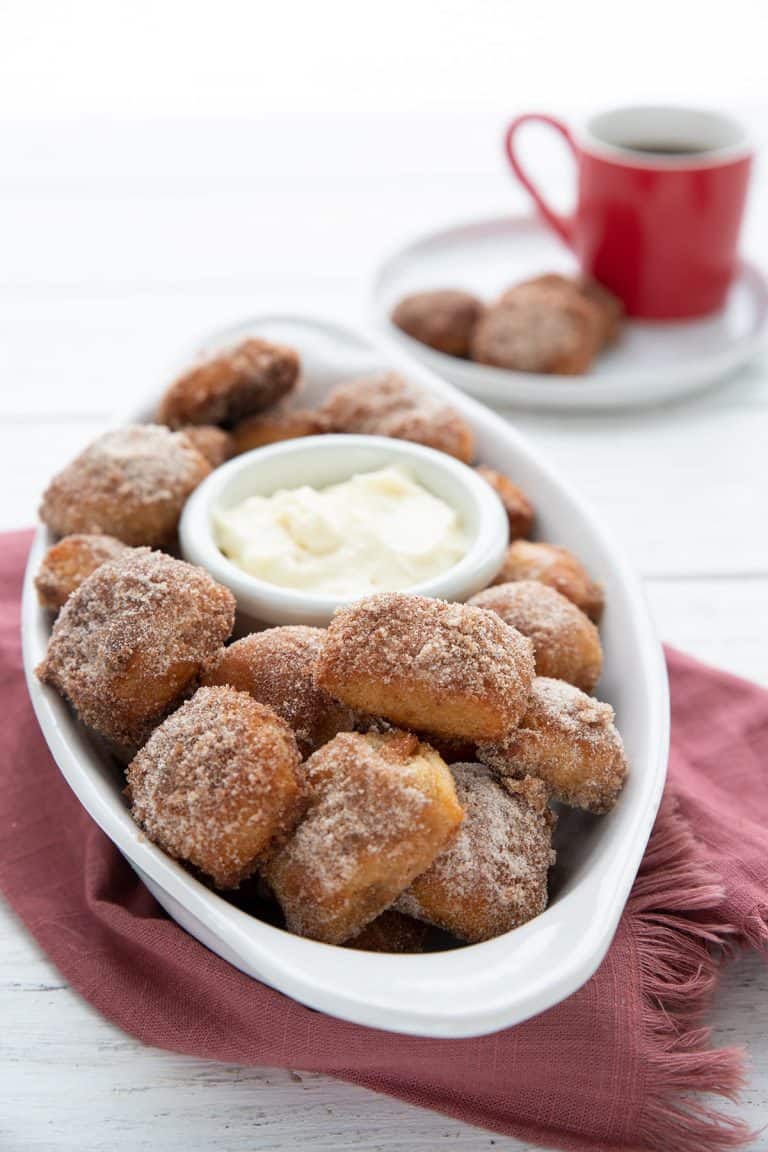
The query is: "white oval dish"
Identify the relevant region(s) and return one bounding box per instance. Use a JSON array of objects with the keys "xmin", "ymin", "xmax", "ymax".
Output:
[
  {"xmin": 179, "ymin": 434, "xmax": 509, "ymax": 626},
  {"xmin": 22, "ymin": 313, "xmax": 670, "ymax": 1038},
  {"xmin": 371, "ymin": 214, "xmax": 768, "ymax": 411}
]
